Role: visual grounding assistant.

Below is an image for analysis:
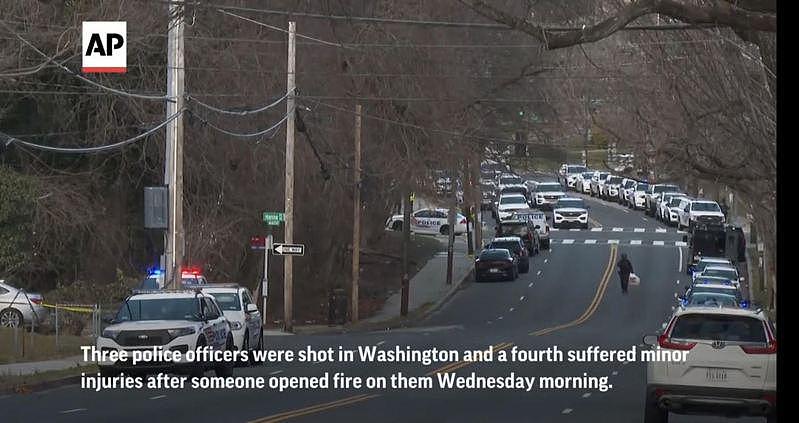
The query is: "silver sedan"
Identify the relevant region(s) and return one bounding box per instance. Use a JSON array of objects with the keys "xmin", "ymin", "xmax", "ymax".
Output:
[{"xmin": 0, "ymin": 280, "xmax": 48, "ymax": 327}]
